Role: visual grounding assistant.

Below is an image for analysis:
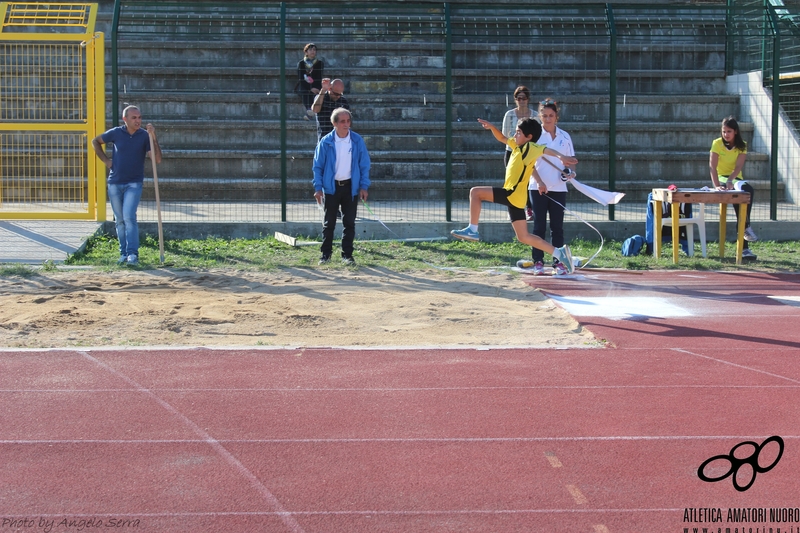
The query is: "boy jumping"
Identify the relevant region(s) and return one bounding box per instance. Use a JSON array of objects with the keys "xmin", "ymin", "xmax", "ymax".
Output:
[{"xmin": 451, "ymin": 118, "xmax": 579, "ymax": 274}]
